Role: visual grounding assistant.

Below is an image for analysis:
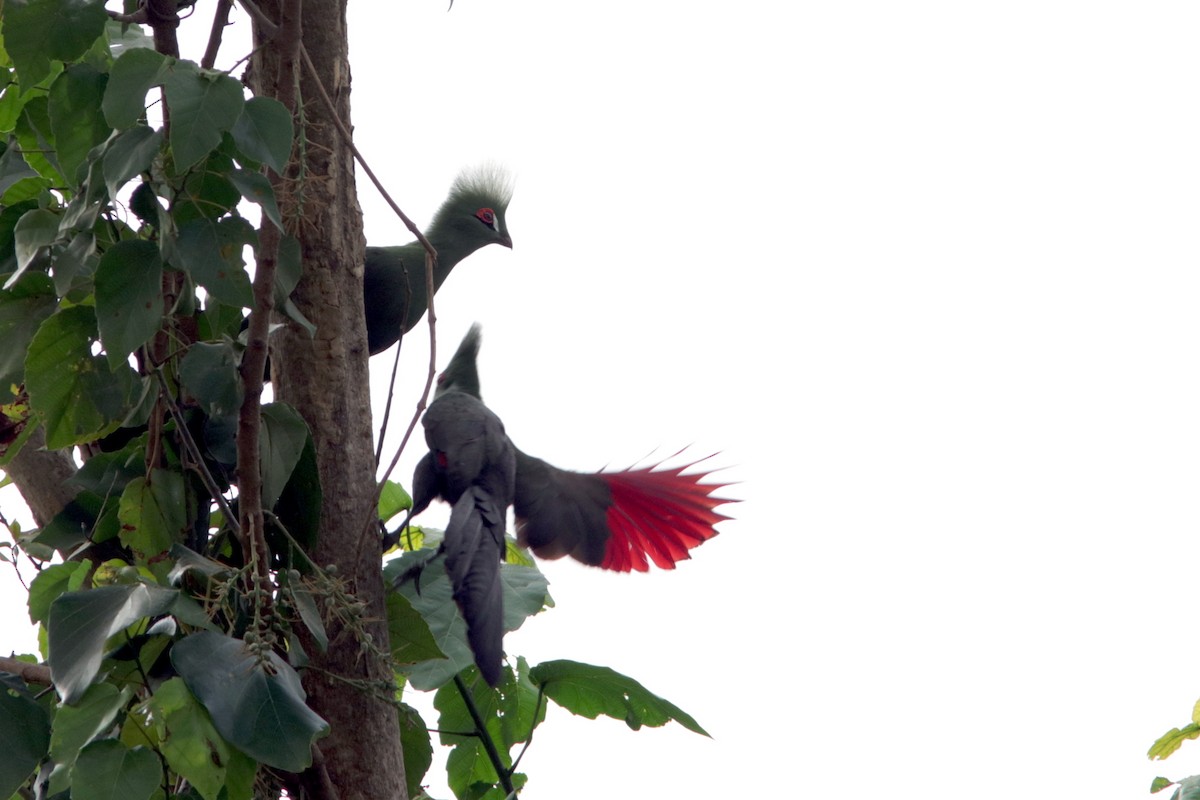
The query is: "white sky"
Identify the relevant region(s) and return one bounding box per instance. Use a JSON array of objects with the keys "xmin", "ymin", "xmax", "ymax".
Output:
[{"xmin": 3, "ymin": 1, "xmax": 1200, "ymax": 798}]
